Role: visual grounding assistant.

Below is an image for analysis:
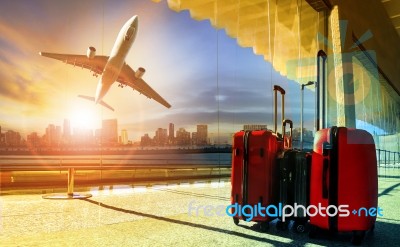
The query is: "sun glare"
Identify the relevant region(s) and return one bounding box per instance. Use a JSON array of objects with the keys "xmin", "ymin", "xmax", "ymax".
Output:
[{"xmin": 68, "ymin": 105, "xmax": 101, "ymax": 131}]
